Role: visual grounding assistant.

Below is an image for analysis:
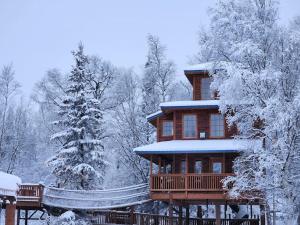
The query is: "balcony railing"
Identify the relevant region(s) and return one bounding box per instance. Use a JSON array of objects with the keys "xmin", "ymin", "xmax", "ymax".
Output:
[{"xmin": 150, "ymin": 173, "xmax": 234, "ymax": 192}]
